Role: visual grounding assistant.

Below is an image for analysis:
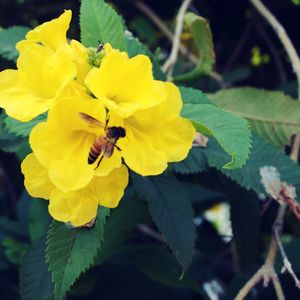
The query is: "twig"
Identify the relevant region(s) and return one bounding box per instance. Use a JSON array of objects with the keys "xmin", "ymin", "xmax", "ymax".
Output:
[
  {"xmin": 133, "ymin": 0, "xmax": 225, "ymax": 86},
  {"xmin": 162, "ymin": 0, "xmax": 193, "ymax": 79},
  {"xmin": 274, "ymin": 223, "xmax": 300, "ymax": 289},
  {"xmin": 235, "ymin": 2, "xmax": 300, "ymax": 297},
  {"xmin": 250, "ymin": 0, "xmax": 300, "ymax": 99}
]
